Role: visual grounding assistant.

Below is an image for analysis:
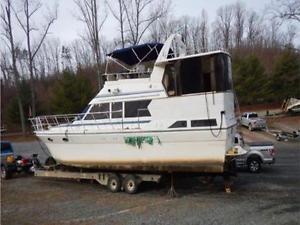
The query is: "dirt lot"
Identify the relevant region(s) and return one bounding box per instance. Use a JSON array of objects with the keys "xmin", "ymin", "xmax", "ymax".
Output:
[{"xmin": 1, "ymin": 117, "xmax": 300, "ymax": 225}]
